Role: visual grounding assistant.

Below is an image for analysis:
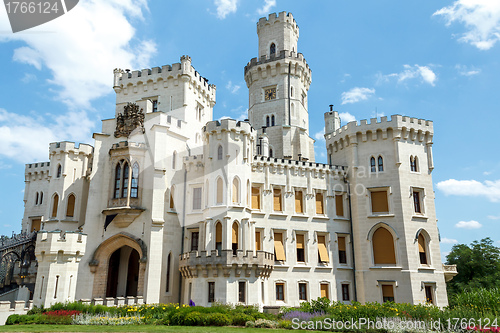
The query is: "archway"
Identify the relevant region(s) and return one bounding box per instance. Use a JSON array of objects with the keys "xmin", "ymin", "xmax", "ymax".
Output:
[{"xmin": 90, "ymin": 233, "xmax": 146, "ymax": 298}]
